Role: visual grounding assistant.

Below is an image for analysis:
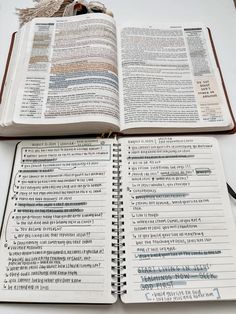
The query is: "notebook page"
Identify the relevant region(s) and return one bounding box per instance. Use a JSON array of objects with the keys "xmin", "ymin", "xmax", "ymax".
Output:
[
  {"xmin": 119, "ymin": 136, "xmax": 236, "ymax": 303},
  {"xmin": 0, "ymin": 138, "xmax": 116, "ymax": 304}
]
